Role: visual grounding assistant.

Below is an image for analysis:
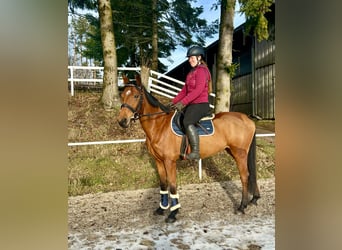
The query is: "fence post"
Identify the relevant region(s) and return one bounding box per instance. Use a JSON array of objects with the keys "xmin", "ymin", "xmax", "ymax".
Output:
[
  {"xmin": 70, "ymin": 66, "xmax": 74, "ymax": 96},
  {"xmin": 198, "ymin": 159, "xmax": 202, "ymax": 180}
]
